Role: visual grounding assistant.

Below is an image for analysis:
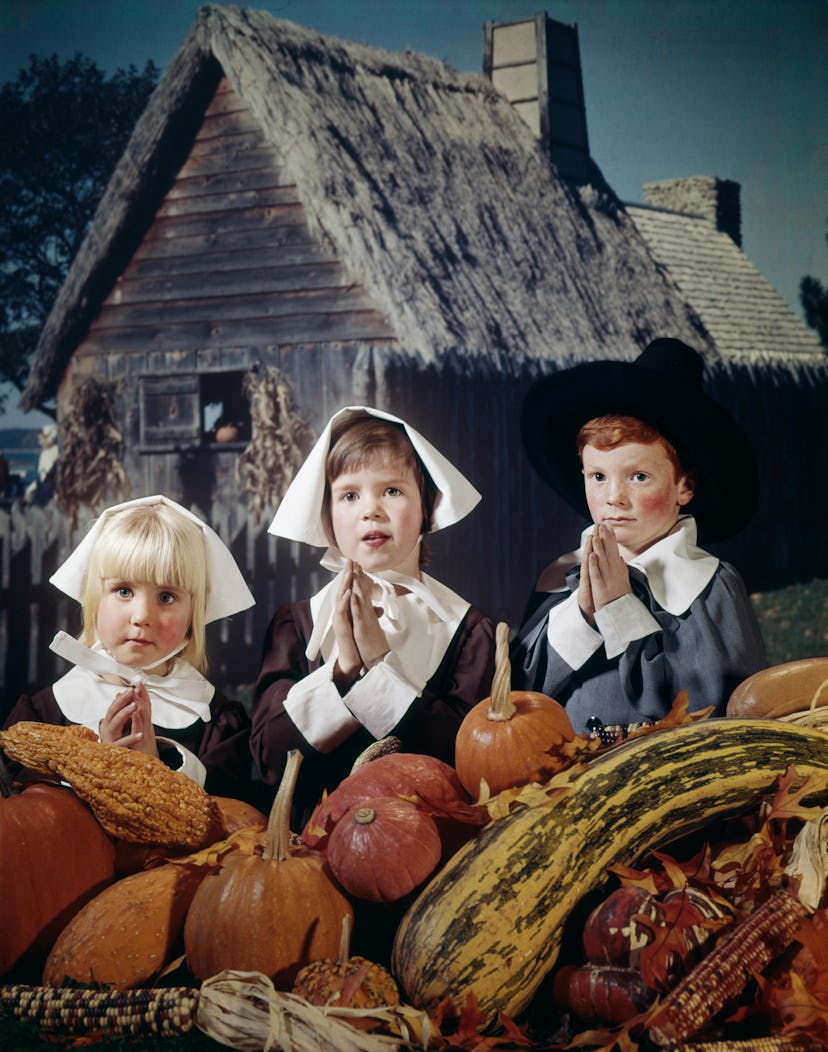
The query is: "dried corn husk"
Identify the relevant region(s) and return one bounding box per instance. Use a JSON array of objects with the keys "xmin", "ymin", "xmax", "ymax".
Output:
[
  {"xmin": 785, "ymin": 806, "xmax": 828, "ymax": 910},
  {"xmin": 235, "ymin": 366, "xmax": 312, "ymax": 526},
  {"xmin": 195, "ymin": 970, "xmax": 433, "ymax": 1052},
  {"xmin": 55, "ymin": 377, "xmax": 129, "ymax": 527}
]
